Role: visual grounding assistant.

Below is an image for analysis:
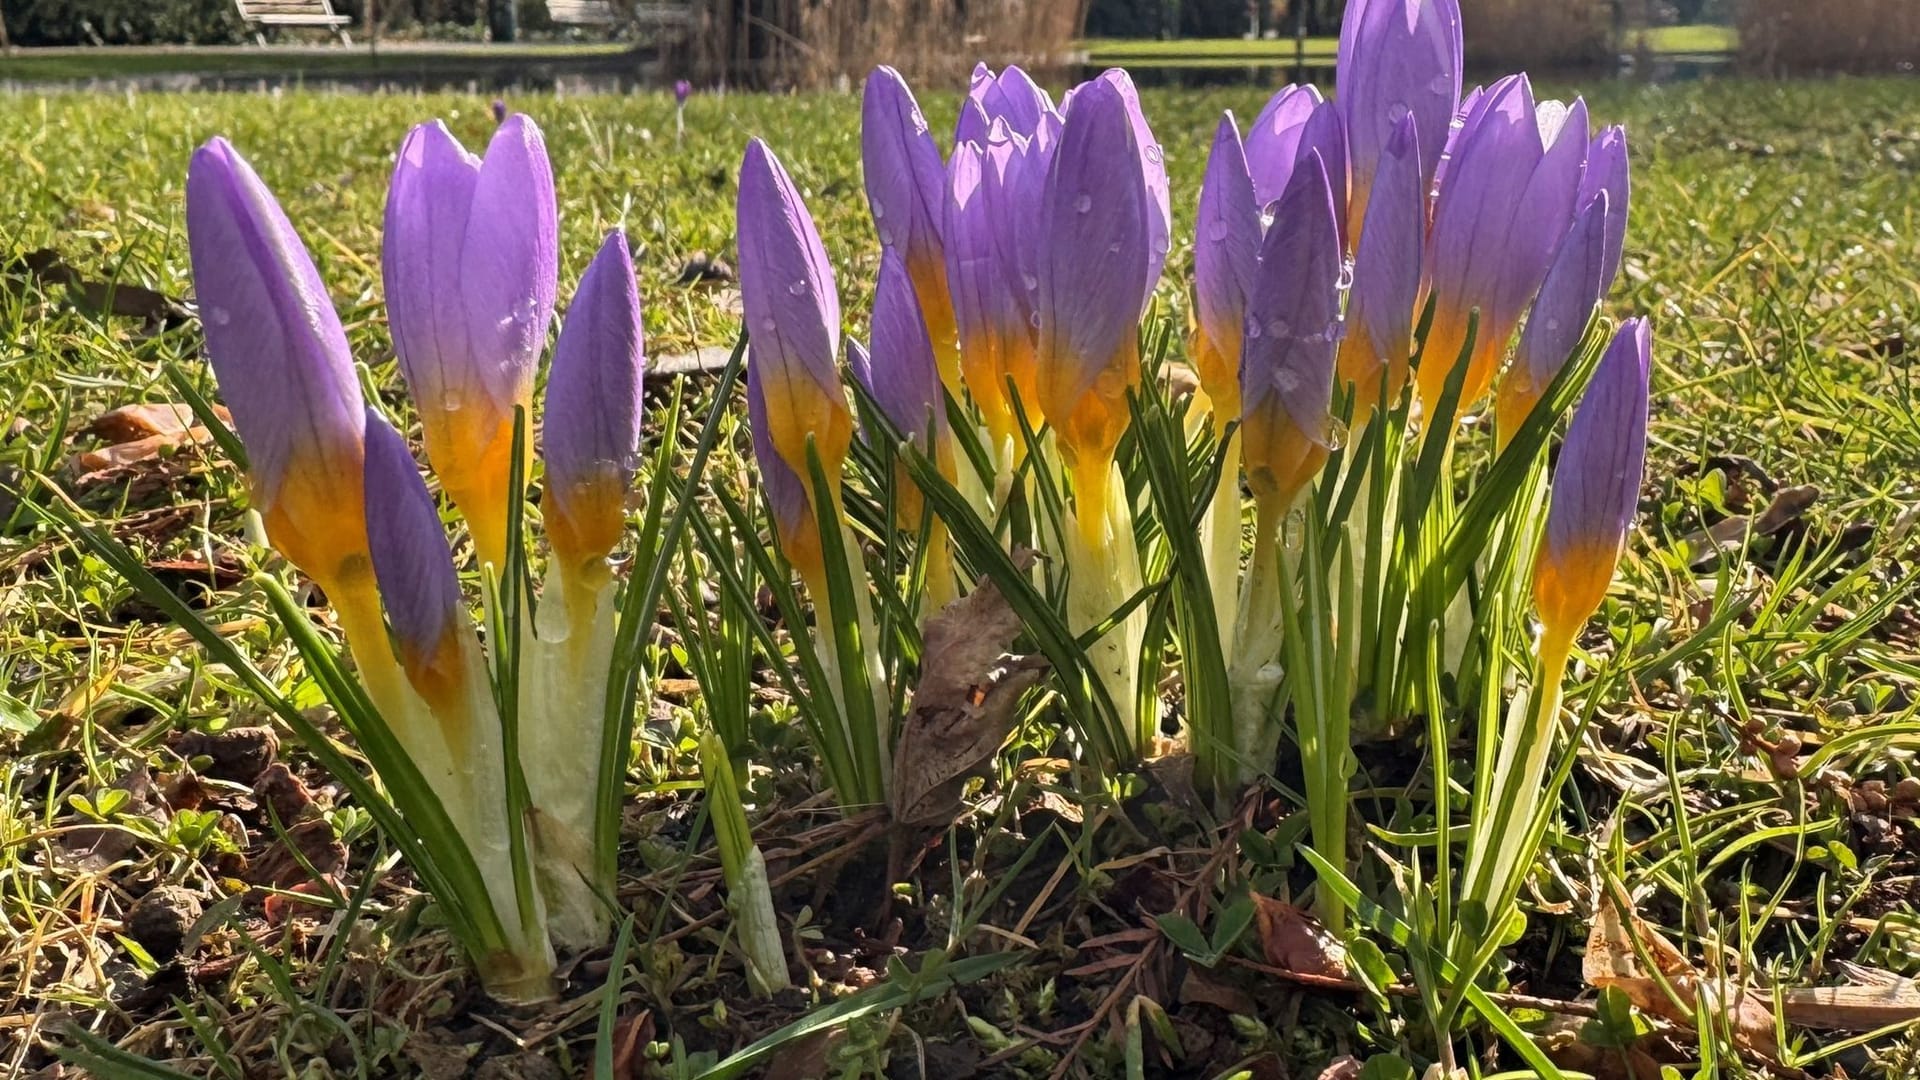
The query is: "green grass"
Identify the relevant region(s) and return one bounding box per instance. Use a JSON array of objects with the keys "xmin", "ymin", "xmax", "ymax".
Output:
[
  {"xmin": 1082, "ymin": 22, "xmax": 1738, "ymax": 65},
  {"xmin": 4, "ymin": 77, "xmax": 1920, "ymax": 1077},
  {"xmin": 0, "ymin": 41, "xmax": 635, "ymax": 81}
]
